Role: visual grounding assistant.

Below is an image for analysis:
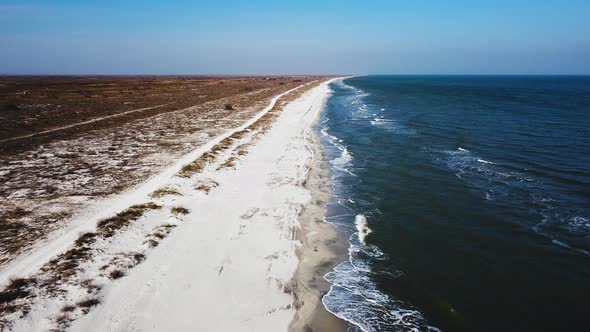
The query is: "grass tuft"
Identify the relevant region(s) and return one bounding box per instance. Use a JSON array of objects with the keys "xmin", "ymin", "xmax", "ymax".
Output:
[
  {"xmin": 194, "ymin": 180, "xmax": 219, "ymax": 194},
  {"xmin": 77, "ymin": 298, "xmax": 100, "ymax": 308},
  {"xmin": 146, "ymin": 239, "xmax": 159, "ymax": 248},
  {"xmin": 96, "ymin": 203, "xmax": 161, "ymax": 237},
  {"xmin": 61, "ymin": 304, "xmax": 76, "ymax": 313},
  {"xmin": 108, "ymin": 270, "xmax": 125, "ymax": 280},
  {"xmin": 0, "ymin": 277, "xmax": 36, "ymax": 307},
  {"xmin": 150, "ymin": 187, "xmax": 182, "ymax": 198},
  {"xmin": 74, "ymin": 232, "xmax": 98, "ymax": 247},
  {"xmin": 178, "ymin": 151, "xmax": 216, "ymax": 177},
  {"xmin": 76, "ymin": 298, "xmax": 100, "ymax": 314},
  {"xmin": 171, "ymin": 206, "xmax": 189, "ymax": 215},
  {"xmin": 133, "ymin": 253, "xmax": 146, "ymax": 264}
]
